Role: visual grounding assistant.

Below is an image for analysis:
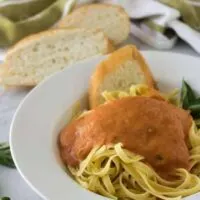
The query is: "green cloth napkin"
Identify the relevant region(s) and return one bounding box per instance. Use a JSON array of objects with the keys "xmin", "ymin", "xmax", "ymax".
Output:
[
  {"xmin": 142, "ymin": 0, "xmax": 200, "ymax": 34},
  {"xmin": 112, "ymin": 0, "xmax": 200, "ymax": 52},
  {"xmin": 159, "ymin": 0, "xmax": 200, "ymax": 31},
  {"xmin": 0, "ymin": 0, "xmax": 76, "ymax": 47}
]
